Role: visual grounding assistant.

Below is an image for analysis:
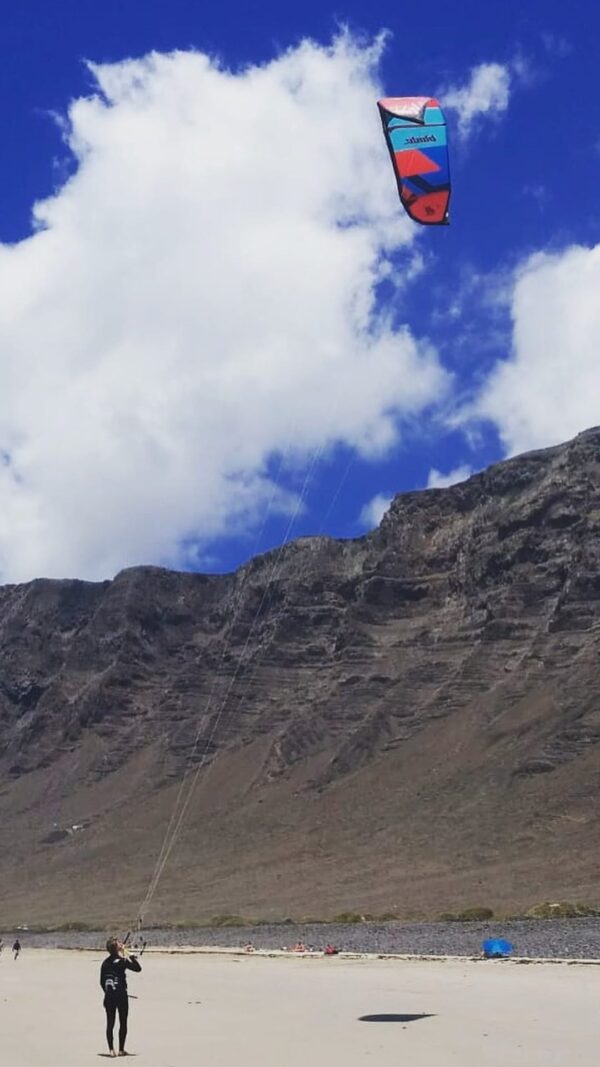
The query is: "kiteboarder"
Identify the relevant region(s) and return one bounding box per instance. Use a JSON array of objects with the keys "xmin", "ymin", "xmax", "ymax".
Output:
[{"xmin": 100, "ymin": 937, "xmax": 142, "ymax": 1057}]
